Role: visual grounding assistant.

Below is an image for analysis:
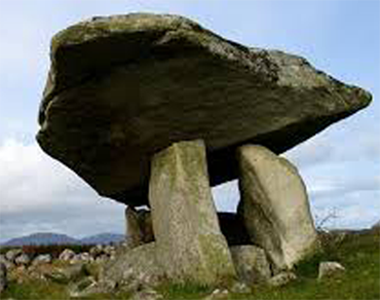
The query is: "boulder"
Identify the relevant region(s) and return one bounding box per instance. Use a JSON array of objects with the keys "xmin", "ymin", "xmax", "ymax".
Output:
[
  {"xmin": 32, "ymin": 254, "xmax": 52, "ymax": 265},
  {"xmin": 5, "ymin": 249, "xmax": 22, "ymax": 262},
  {"xmin": 268, "ymin": 271, "xmax": 297, "ymax": 287},
  {"xmin": 0, "ymin": 262, "xmax": 7, "ymax": 293},
  {"xmin": 59, "ymin": 248, "xmax": 76, "ymax": 261},
  {"xmin": 237, "ymin": 145, "xmax": 319, "ymax": 271},
  {"xmin": 149, "ymin": 140, "xmax": 236, "ymax": 285},
  {"xmin": 36, "ymin": 13, "xmax": 371, "ymax": 206},
  {"xmin": 15, "ymin": 253, "xmax": 31, "ymax": 266},
  {"xmin": 125, "ymin": 206, "xmax": 154, "ymax": 248},
  {"xmin": 101, "ymin": 242, "xmax": 165, "ymax": 292},
  {"xmin": 230, "ymin": 245, "xmax": 271, "ymax": 284},
  {"xmin": 318, "ymin": 261, "xmax": 345, "ymax": 280}
]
